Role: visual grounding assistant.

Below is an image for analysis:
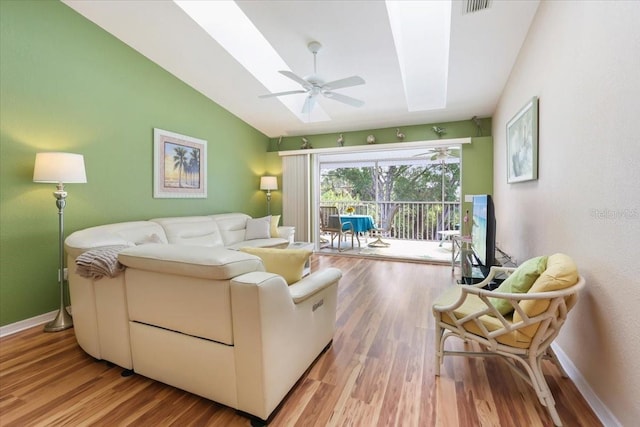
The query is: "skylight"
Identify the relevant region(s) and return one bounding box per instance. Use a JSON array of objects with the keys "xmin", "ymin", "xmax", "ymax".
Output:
[
  {"xmin": 385, "ymin": 0, "xmax": 451, "ymax": 111},
  {"xmin": 174, "ymin": 0, "xmax": 329, "ymax": 124}
]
